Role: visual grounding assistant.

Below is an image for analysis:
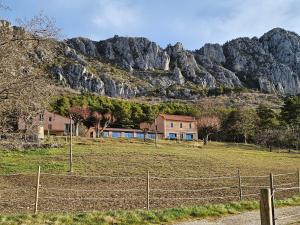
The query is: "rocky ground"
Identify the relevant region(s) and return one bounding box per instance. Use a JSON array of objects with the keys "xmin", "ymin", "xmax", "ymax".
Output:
[{"xmin": 174, "ymin": 206, "xmax": 300, "ymax": 225}]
